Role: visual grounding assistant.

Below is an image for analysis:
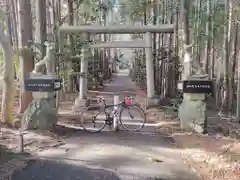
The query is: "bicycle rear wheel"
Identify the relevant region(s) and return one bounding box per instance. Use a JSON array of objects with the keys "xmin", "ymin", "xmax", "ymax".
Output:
[
  {"xmin": 119, "ymin": 104, "xmax": 146, "ymax": 131},
  {"xmin": 80, "ymin": 106, "xmax": 107, "ymax": 132}
]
